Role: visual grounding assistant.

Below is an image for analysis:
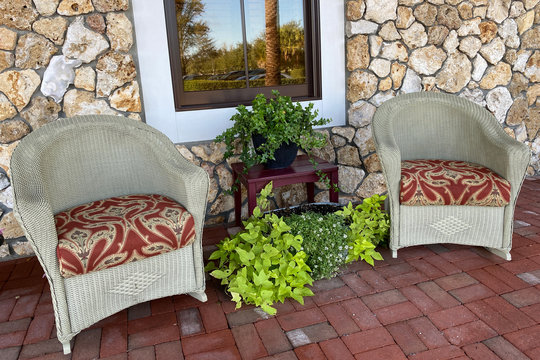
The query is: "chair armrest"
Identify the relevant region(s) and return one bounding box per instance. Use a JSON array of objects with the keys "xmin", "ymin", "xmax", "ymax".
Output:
[
  {"xmin": 372, "ymin": 113, "xmax": 402, "ymax": 207},
  {"xmin": 164, "ymin": 162, "xmax": 209, "ymax": 226},
  {"xmin": 476, "ymin": 127, "xmax": 530, "ymax": 200},
  {"xmin": 372, "ymin": 116, "xmax": 403, "ymax": 250},
  {"xmin": 156, "ymin": 150, "xmax": 209, "ymax": 287},
  {"xmin": 11, "ymin": 192, "xmax": 72, "ymax": 330},
  {"xmin": 152, "ymin": 148, "xmax": 210, "ymax": 238},
  {"xmin": 375, "ymin": 143, "xmax": 401, "ymax": 196},
  {"xmin": 466, "ymin": 104, "xmax": 530, "ymax": 198}
]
